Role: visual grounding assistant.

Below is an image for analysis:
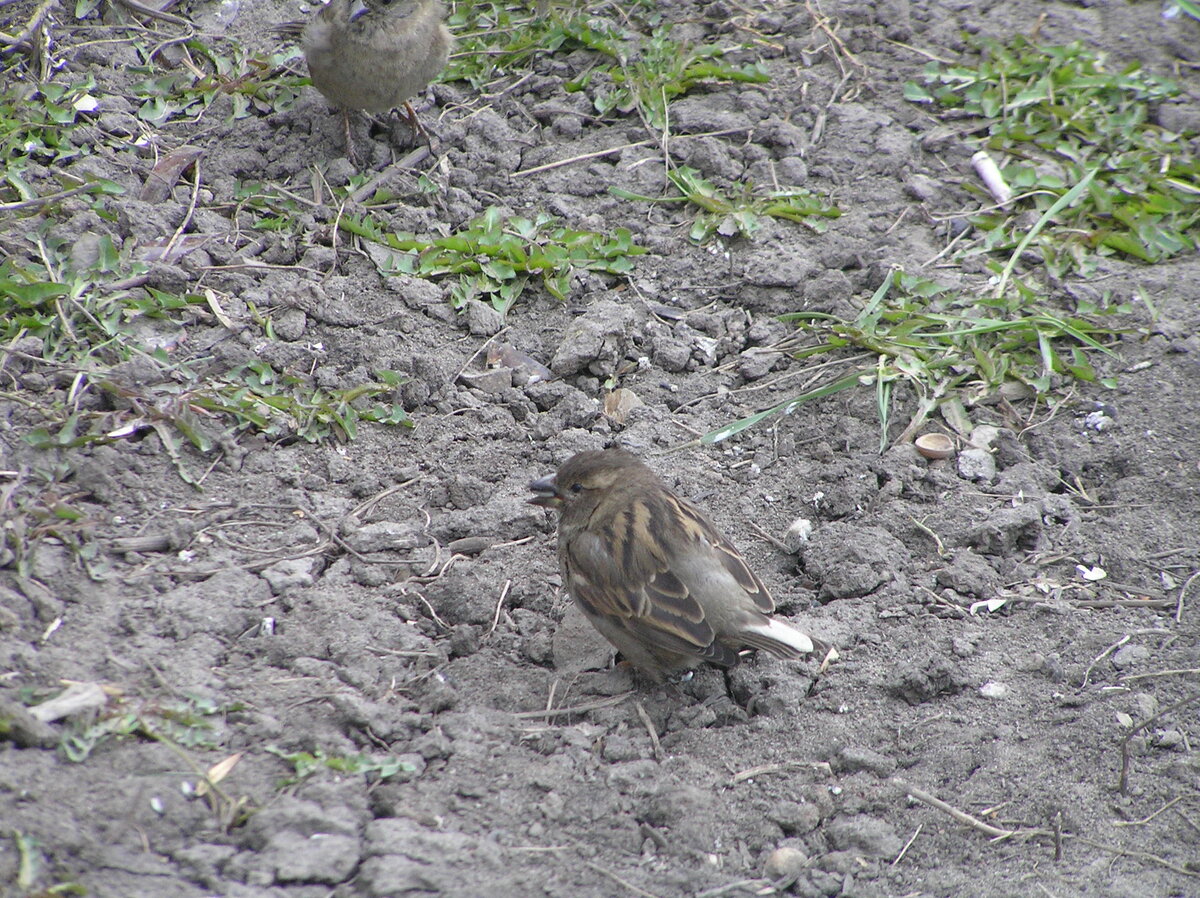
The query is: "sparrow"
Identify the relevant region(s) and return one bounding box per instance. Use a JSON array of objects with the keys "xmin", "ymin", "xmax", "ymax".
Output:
[
  {"xmin": 529, "ymin": 448, "xmax": 821, "ymax": 681},
  {"xmin": 284, "ymin": 0, "xmax": 452, "ymax": 161}
]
